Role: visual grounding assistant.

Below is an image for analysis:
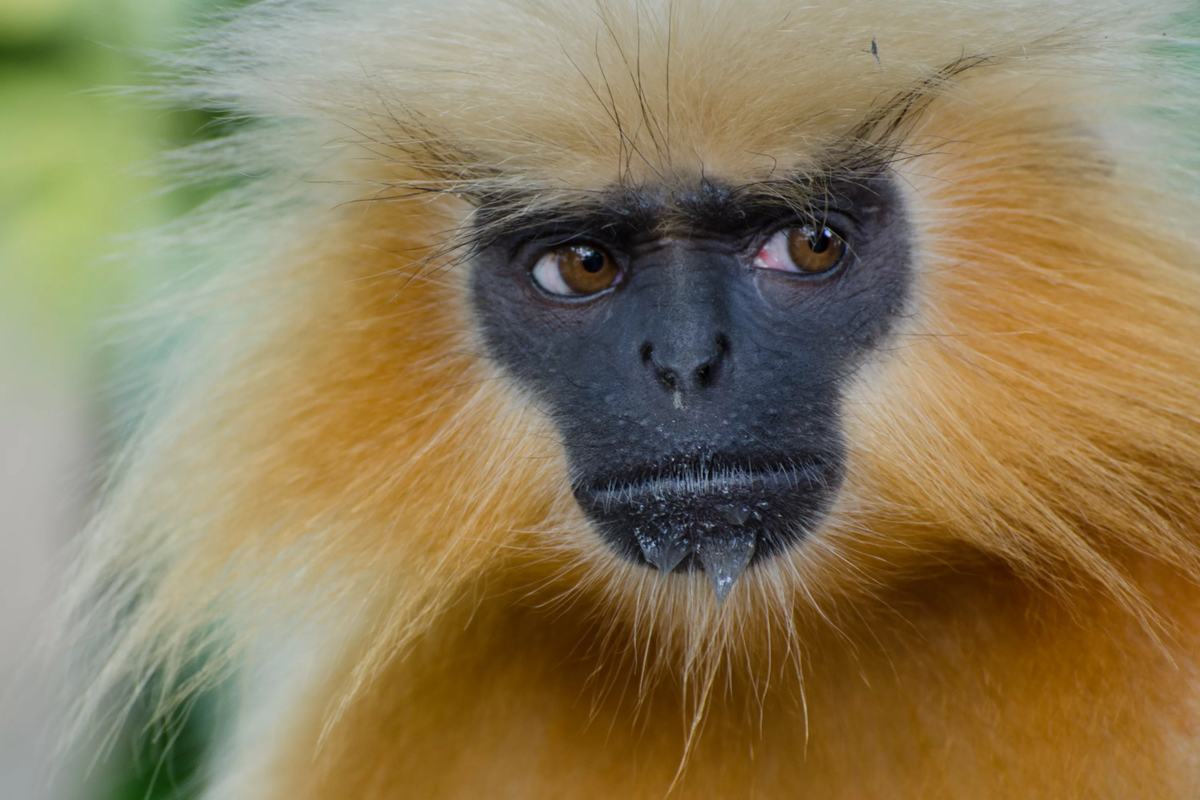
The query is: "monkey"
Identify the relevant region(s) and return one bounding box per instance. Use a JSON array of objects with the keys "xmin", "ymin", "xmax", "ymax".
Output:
[{"xmin": 65, "ymin": 0, "xmax": 1200, "ymax": 798}]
